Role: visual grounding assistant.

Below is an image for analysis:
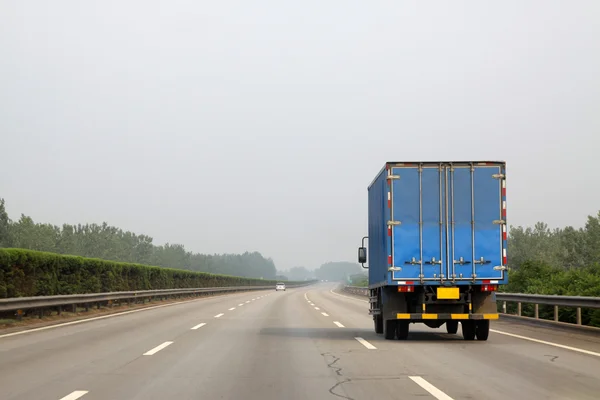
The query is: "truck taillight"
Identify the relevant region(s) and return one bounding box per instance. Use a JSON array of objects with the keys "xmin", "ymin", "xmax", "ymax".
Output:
[
  {"xmin": 482, "ymin": 284, "xmax": 497, "ymax": 292},
  {"xmin": 398, "ymin": 286, "xmax": 414, "ymax": 293}
]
